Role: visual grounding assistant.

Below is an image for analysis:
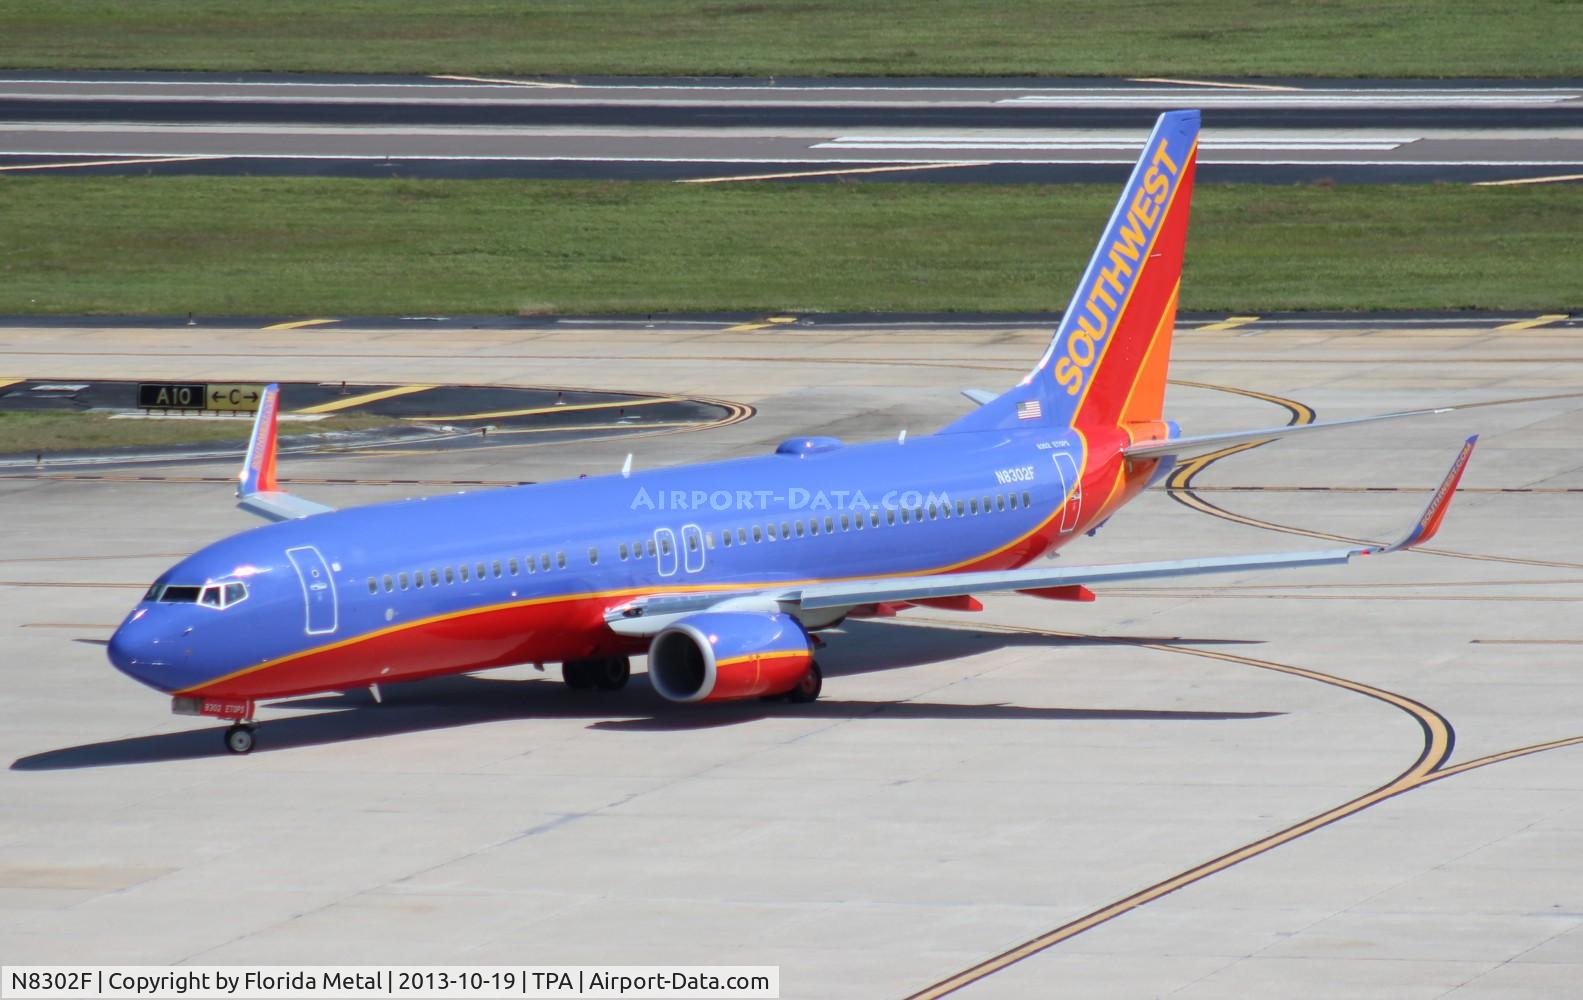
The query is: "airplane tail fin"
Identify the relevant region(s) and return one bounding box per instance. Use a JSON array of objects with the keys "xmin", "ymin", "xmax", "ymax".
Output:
[{"xmin": 942, "ymin": 109, "xmax": 1199, "ymax": 436}]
